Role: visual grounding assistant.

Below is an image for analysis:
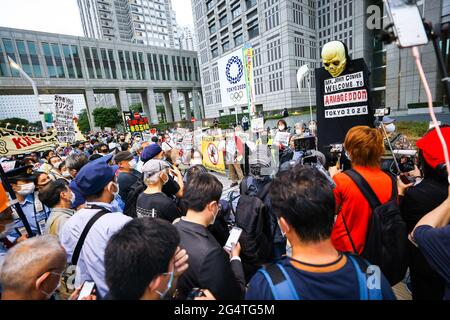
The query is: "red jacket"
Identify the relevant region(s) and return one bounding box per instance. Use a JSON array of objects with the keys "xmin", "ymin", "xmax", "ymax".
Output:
[{"xmin": 331, "ymin": 166, "xmax": 393, "ymax": 254}]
